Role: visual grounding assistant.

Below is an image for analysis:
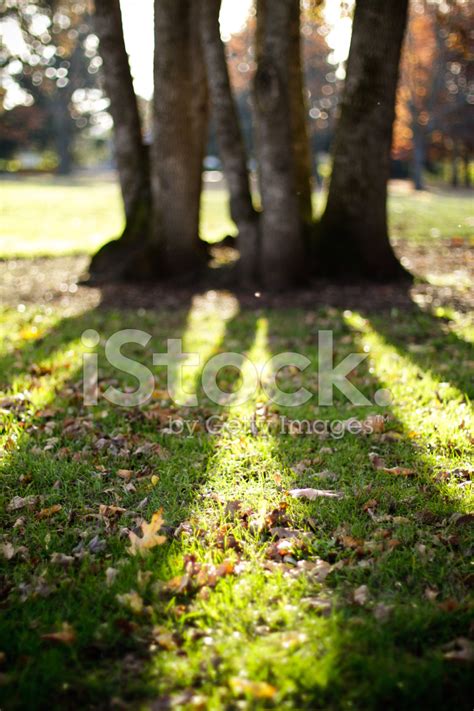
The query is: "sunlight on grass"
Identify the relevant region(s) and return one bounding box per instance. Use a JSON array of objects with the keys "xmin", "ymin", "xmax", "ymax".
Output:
[
  {"xmin": 1, "ymin": 178, "xmax": 473, "ymax": 257},
  {"xmin": 345, "ymin": 311, "xmax": 473, "ymax": 509}
]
